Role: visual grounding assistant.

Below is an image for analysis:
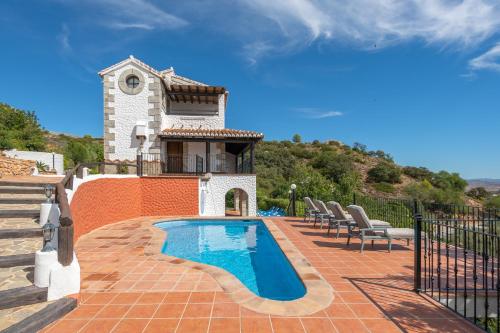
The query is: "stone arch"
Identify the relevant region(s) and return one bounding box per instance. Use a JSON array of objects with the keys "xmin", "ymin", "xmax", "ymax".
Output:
[{"xmin": 224, "ymin": 188, "xmax": 249, "ymax": 216}]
